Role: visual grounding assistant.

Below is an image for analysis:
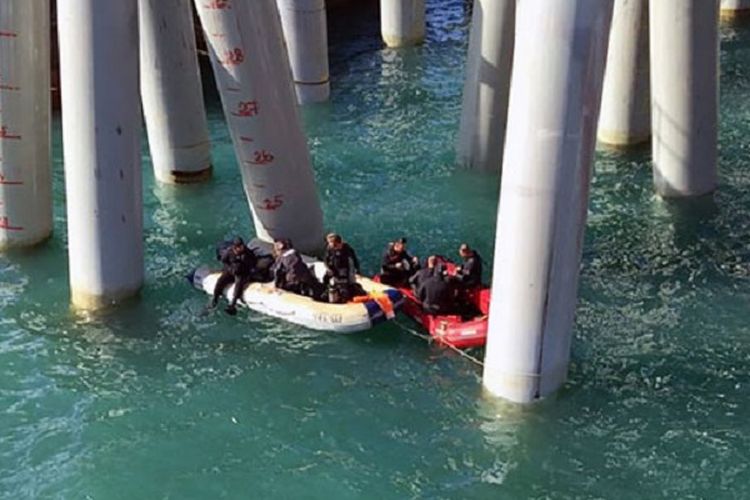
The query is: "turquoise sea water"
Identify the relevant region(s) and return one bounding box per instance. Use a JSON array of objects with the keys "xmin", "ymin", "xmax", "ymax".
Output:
[{"xmin": 2, "ymin": 2, "xmax": 750, "ymax": 498}]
